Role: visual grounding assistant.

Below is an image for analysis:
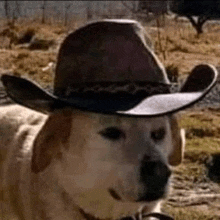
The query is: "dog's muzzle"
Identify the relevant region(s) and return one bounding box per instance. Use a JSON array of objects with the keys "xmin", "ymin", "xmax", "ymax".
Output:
[{"xmin": 138, "ymin": 156, "xmax": 171, "ymax": 202}]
